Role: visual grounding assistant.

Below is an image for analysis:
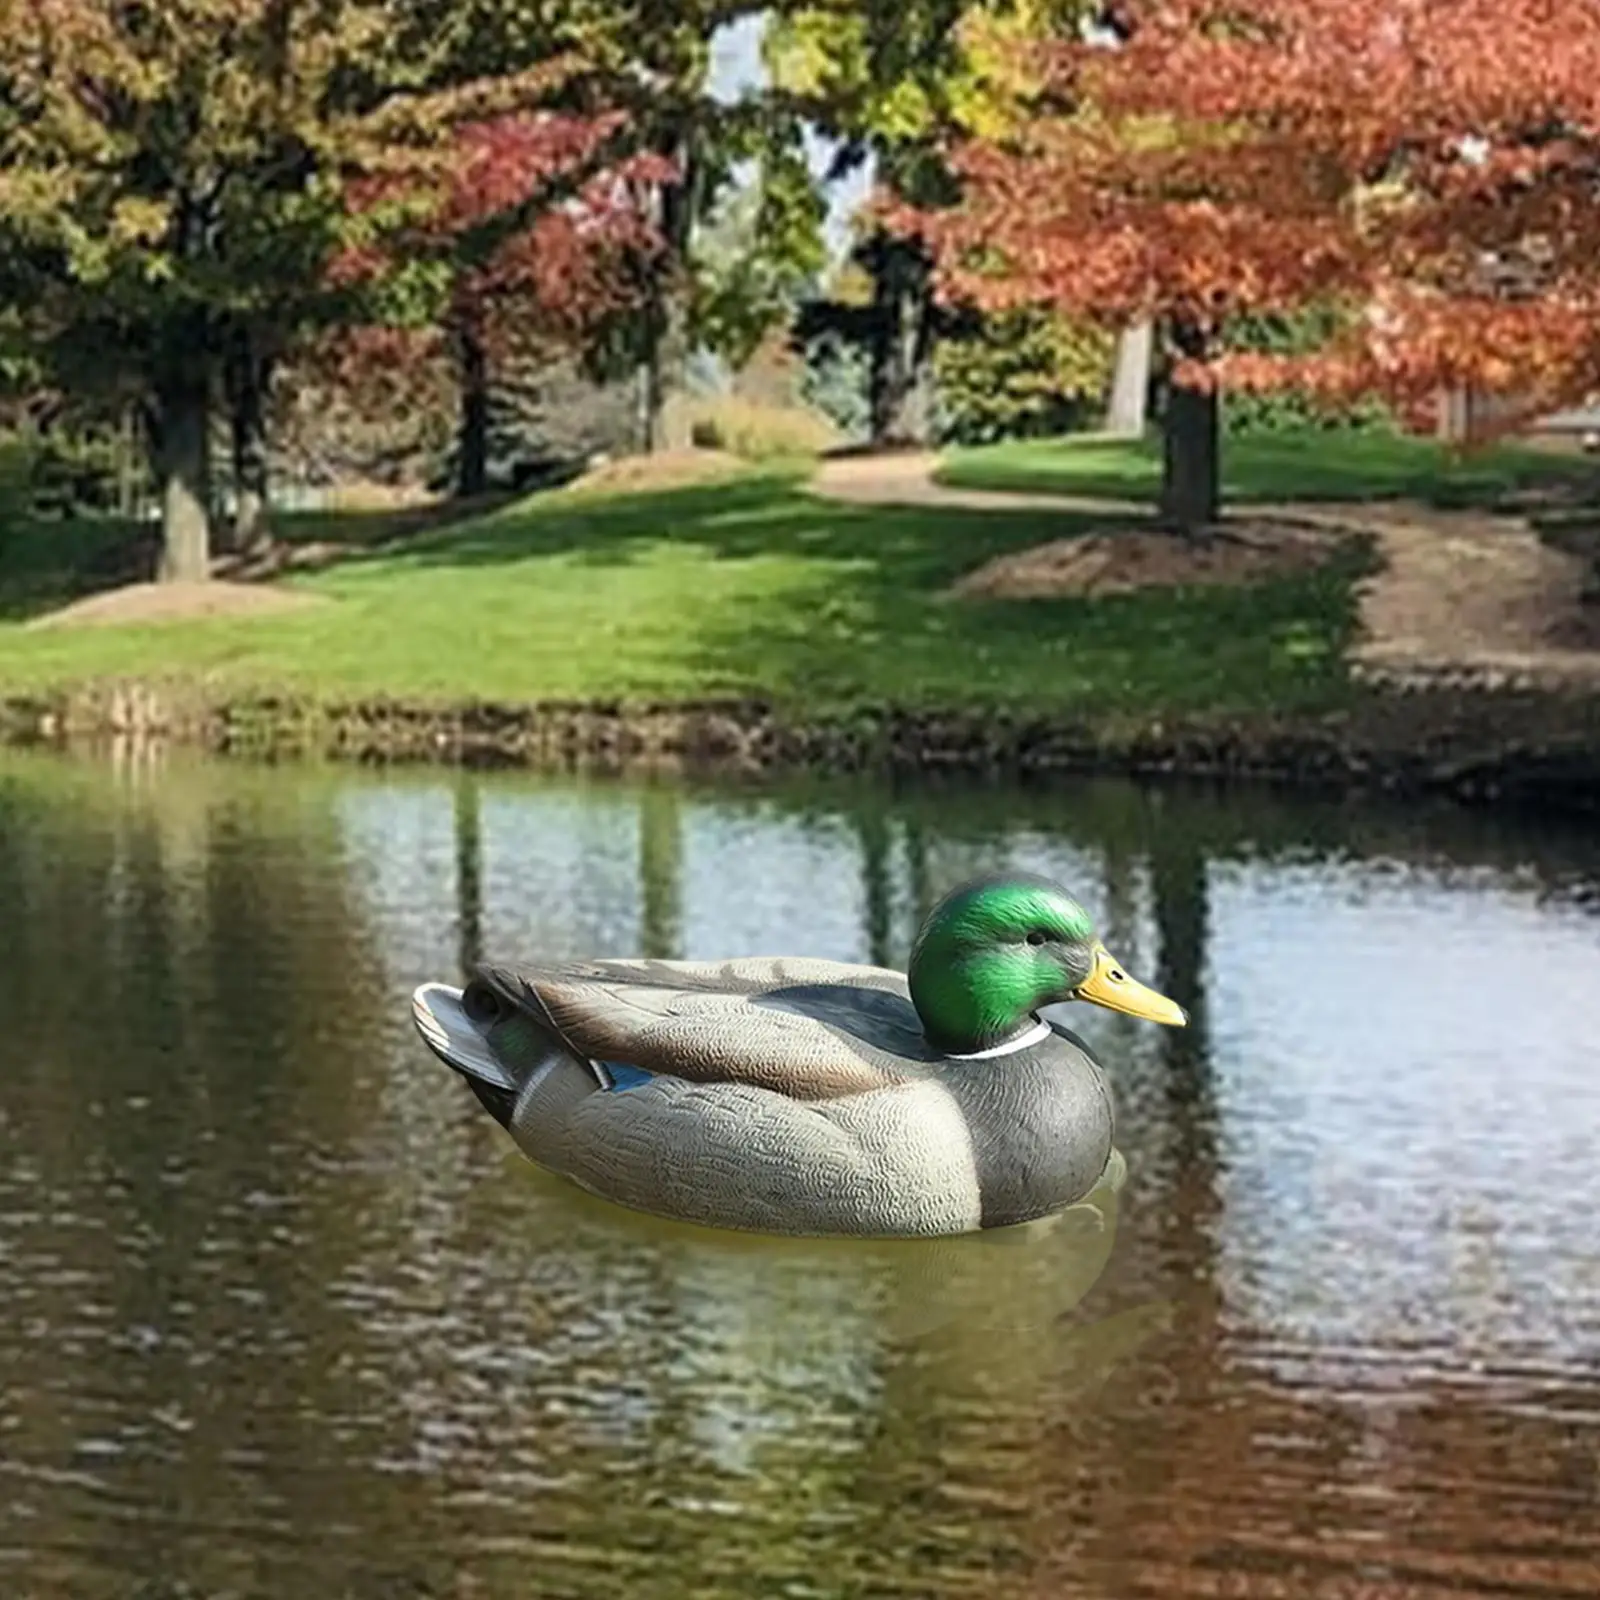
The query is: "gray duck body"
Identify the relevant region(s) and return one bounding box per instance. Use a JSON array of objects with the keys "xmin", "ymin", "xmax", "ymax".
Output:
[{"xmin": 412, "ymin": 954, "xmax": 1116, "ymax": 1238}]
